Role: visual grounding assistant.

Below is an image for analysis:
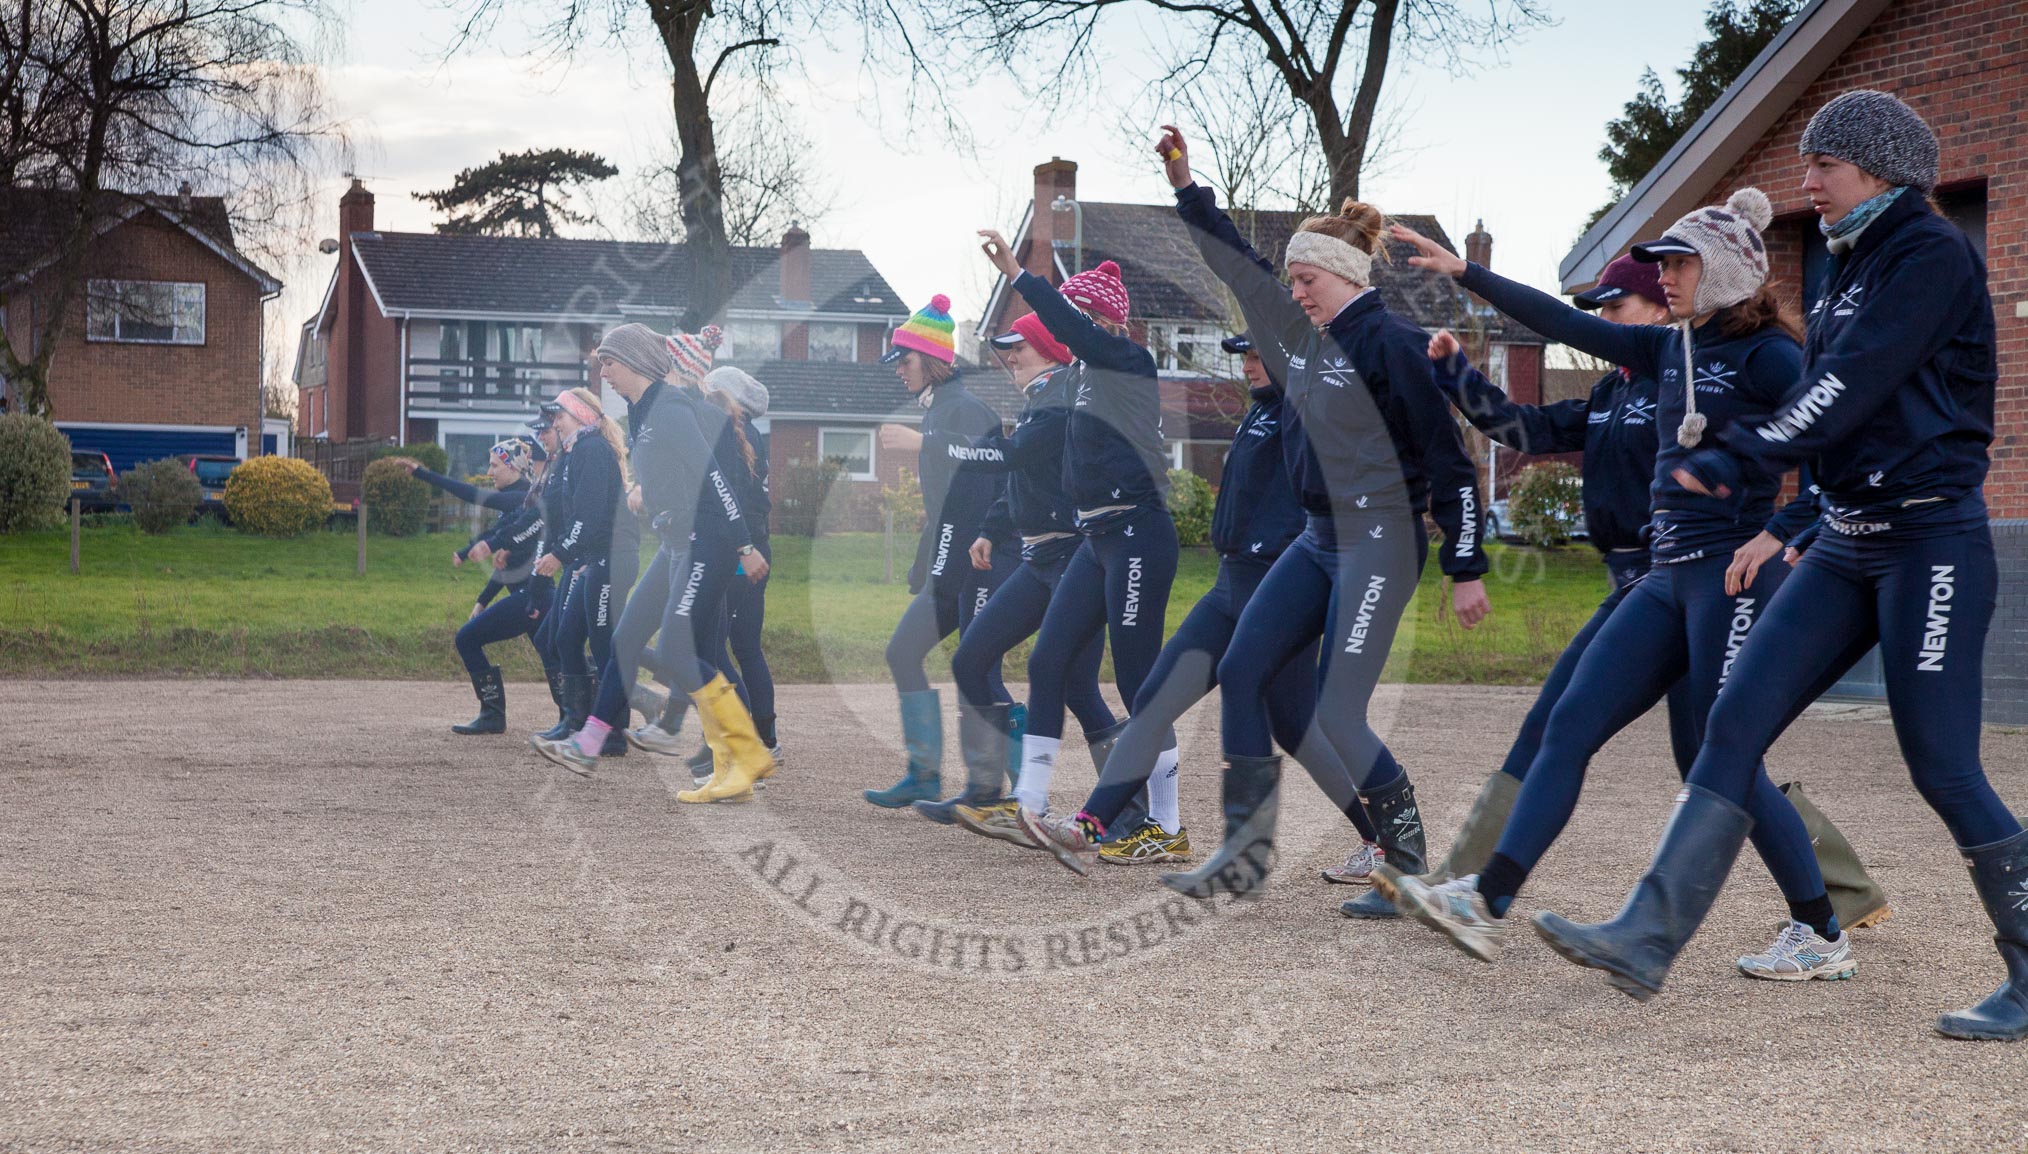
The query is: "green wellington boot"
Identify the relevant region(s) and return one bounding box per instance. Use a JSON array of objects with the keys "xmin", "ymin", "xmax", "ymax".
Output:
[{"xmin": 1781, "ymin": 781, "xmax": 1892, "ymax": 930}]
